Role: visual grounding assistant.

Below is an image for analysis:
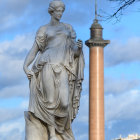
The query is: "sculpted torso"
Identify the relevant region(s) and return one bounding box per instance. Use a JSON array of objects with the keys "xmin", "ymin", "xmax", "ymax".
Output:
[
  {"xmin": 35, "ymin": 23, "xmax": 77, "ymax": 65},
  {"xmin": 23, "ymin": 1, "xmax": 84, "ymax": 140}
]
